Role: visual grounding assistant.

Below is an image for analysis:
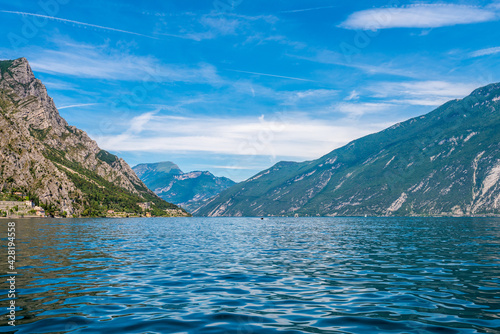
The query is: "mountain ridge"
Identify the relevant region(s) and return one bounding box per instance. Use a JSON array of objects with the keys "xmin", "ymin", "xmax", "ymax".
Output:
[
  {"xmin": 133, "ymin": 161, "xmax": 236, "ymax": 212},
  {"xmin": 195, "ymin": 82, "xmax": 500, "ymax": 217},
  {"xmin": 0, "ymin": 57, "xmax": 187, "ymax": 217}
]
